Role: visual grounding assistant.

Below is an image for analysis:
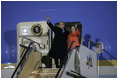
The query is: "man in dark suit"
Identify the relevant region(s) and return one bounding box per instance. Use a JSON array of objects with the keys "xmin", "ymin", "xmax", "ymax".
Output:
[{"xmin": 47, "ymin": 16, "xmax": 69, "ymax": 68}]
